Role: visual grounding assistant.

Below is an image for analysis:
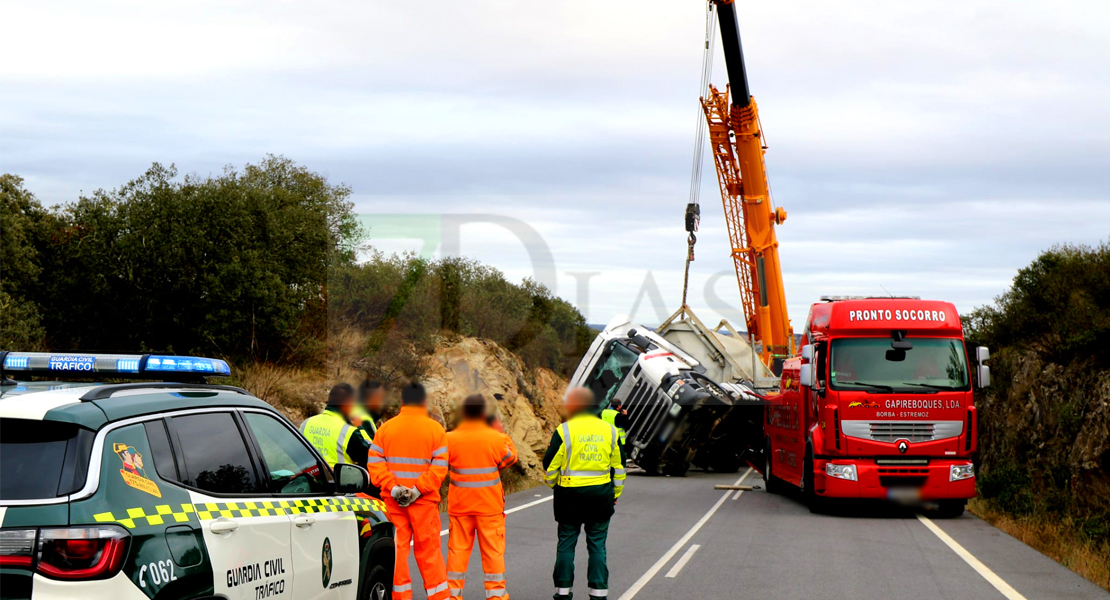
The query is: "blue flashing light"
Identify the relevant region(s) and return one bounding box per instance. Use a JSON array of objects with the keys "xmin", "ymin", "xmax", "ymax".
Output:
[
  {"xmin": 1, "ymin": 352, "xmax": 231, "ymax": 378},
  {"xmin": 146, "ymin": 355, "xmax": 230, "ymax": 376}
]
